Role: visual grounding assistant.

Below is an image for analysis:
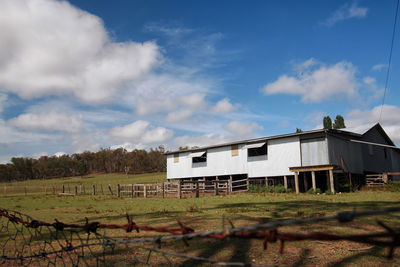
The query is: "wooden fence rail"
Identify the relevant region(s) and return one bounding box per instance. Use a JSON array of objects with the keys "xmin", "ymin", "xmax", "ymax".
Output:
[{"xmin": 1, "ymin": 179, "xmax": 248, "ymax": 198}]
